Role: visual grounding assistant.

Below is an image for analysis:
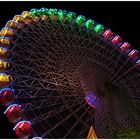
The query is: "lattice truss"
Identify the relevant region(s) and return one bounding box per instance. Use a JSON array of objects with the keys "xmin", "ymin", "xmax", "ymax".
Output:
[{"xmin": 8, "ymin": 15, "xmax": 139, "ymax": 138}]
